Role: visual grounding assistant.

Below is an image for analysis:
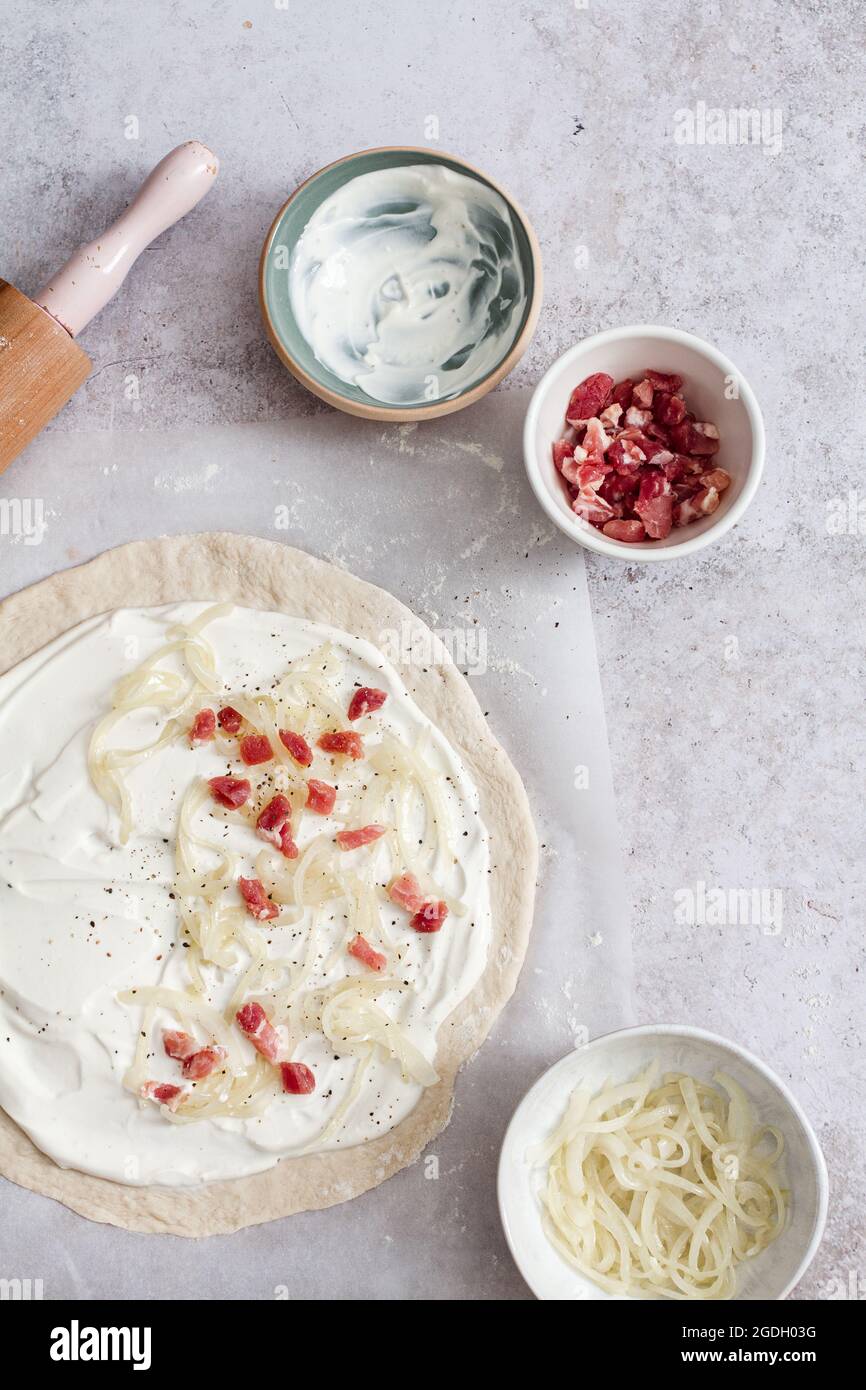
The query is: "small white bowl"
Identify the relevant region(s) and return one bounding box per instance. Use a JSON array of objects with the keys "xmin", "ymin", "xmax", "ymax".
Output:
[
  {"xmin": 498, "ymin": 1025, "xmax": 828, "ymax": 1301},
  {"xmin": 523, "ymin": 326, "xmax": 765, "ymax": 561}
]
